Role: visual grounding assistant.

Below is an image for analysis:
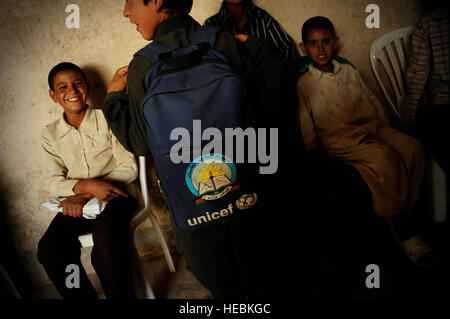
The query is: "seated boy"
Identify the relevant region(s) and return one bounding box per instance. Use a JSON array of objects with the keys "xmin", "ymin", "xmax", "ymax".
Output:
[
  {"xmin": 296, "ymin": 17, "xmax": 437, "ymax": 267},
  {"xmin": 38, "ymin": 62, "xmax": 139, "ymax": 299}
]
